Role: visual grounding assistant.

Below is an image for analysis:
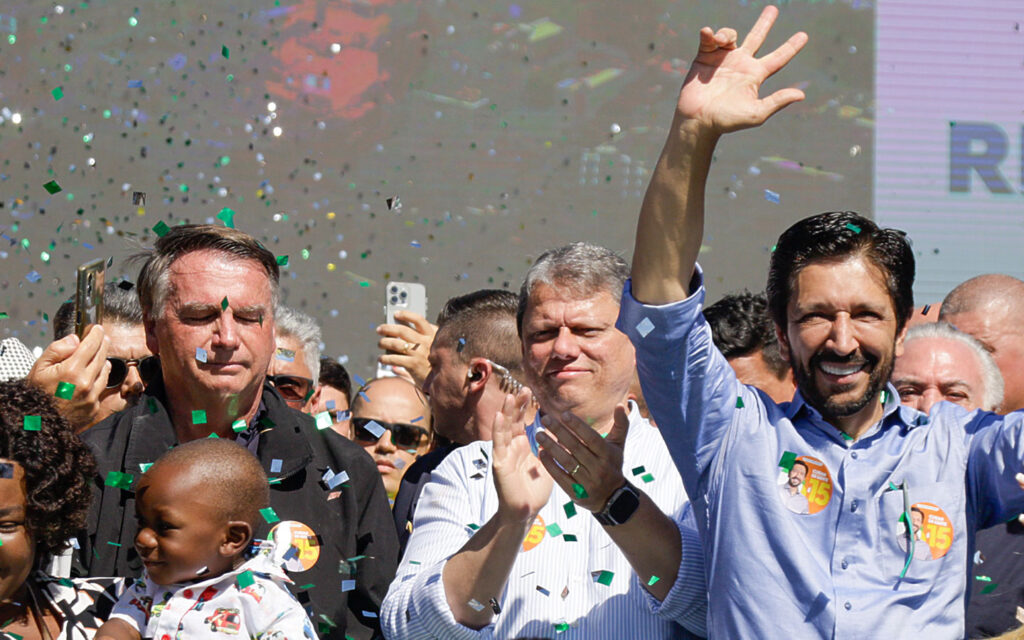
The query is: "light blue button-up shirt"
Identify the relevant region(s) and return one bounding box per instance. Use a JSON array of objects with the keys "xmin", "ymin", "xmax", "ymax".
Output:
[{"xmin": 618, "ymin": 270, "xmax": 1024, "ymax": 639}]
